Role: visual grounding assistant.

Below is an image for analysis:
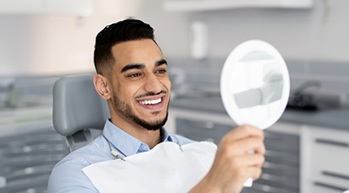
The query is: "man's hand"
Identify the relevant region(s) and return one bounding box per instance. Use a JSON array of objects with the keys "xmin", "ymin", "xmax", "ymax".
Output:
[{"xmin": 191, "ymin": 125, "xmax": 265, "ymax": 193}]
